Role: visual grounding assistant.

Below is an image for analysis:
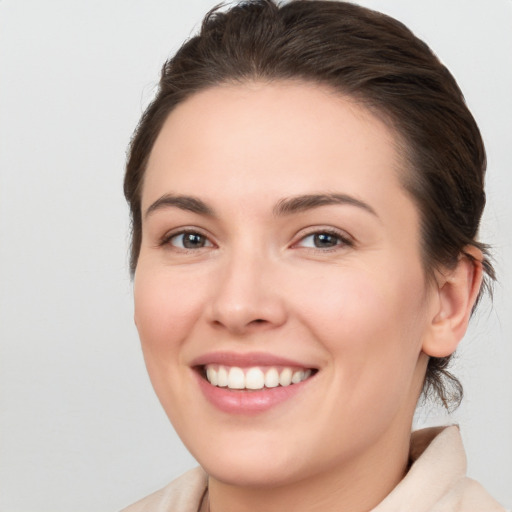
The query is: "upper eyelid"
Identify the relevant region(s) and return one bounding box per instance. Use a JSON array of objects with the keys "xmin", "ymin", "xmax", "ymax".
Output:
[
  {"xmin": 293, "ymin": 226, "xmax": 354, "ymax": 243},
  {"xmin": 160, "ymin": 227, "xmax": 217, "ymax": 246},
  {"xmin": 158, "ymin": 225, "xmax": 354, "ymax": 247},
  {"xmin": 292, "ymin": 231, "xmax": 355, "ymax": 253}
]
